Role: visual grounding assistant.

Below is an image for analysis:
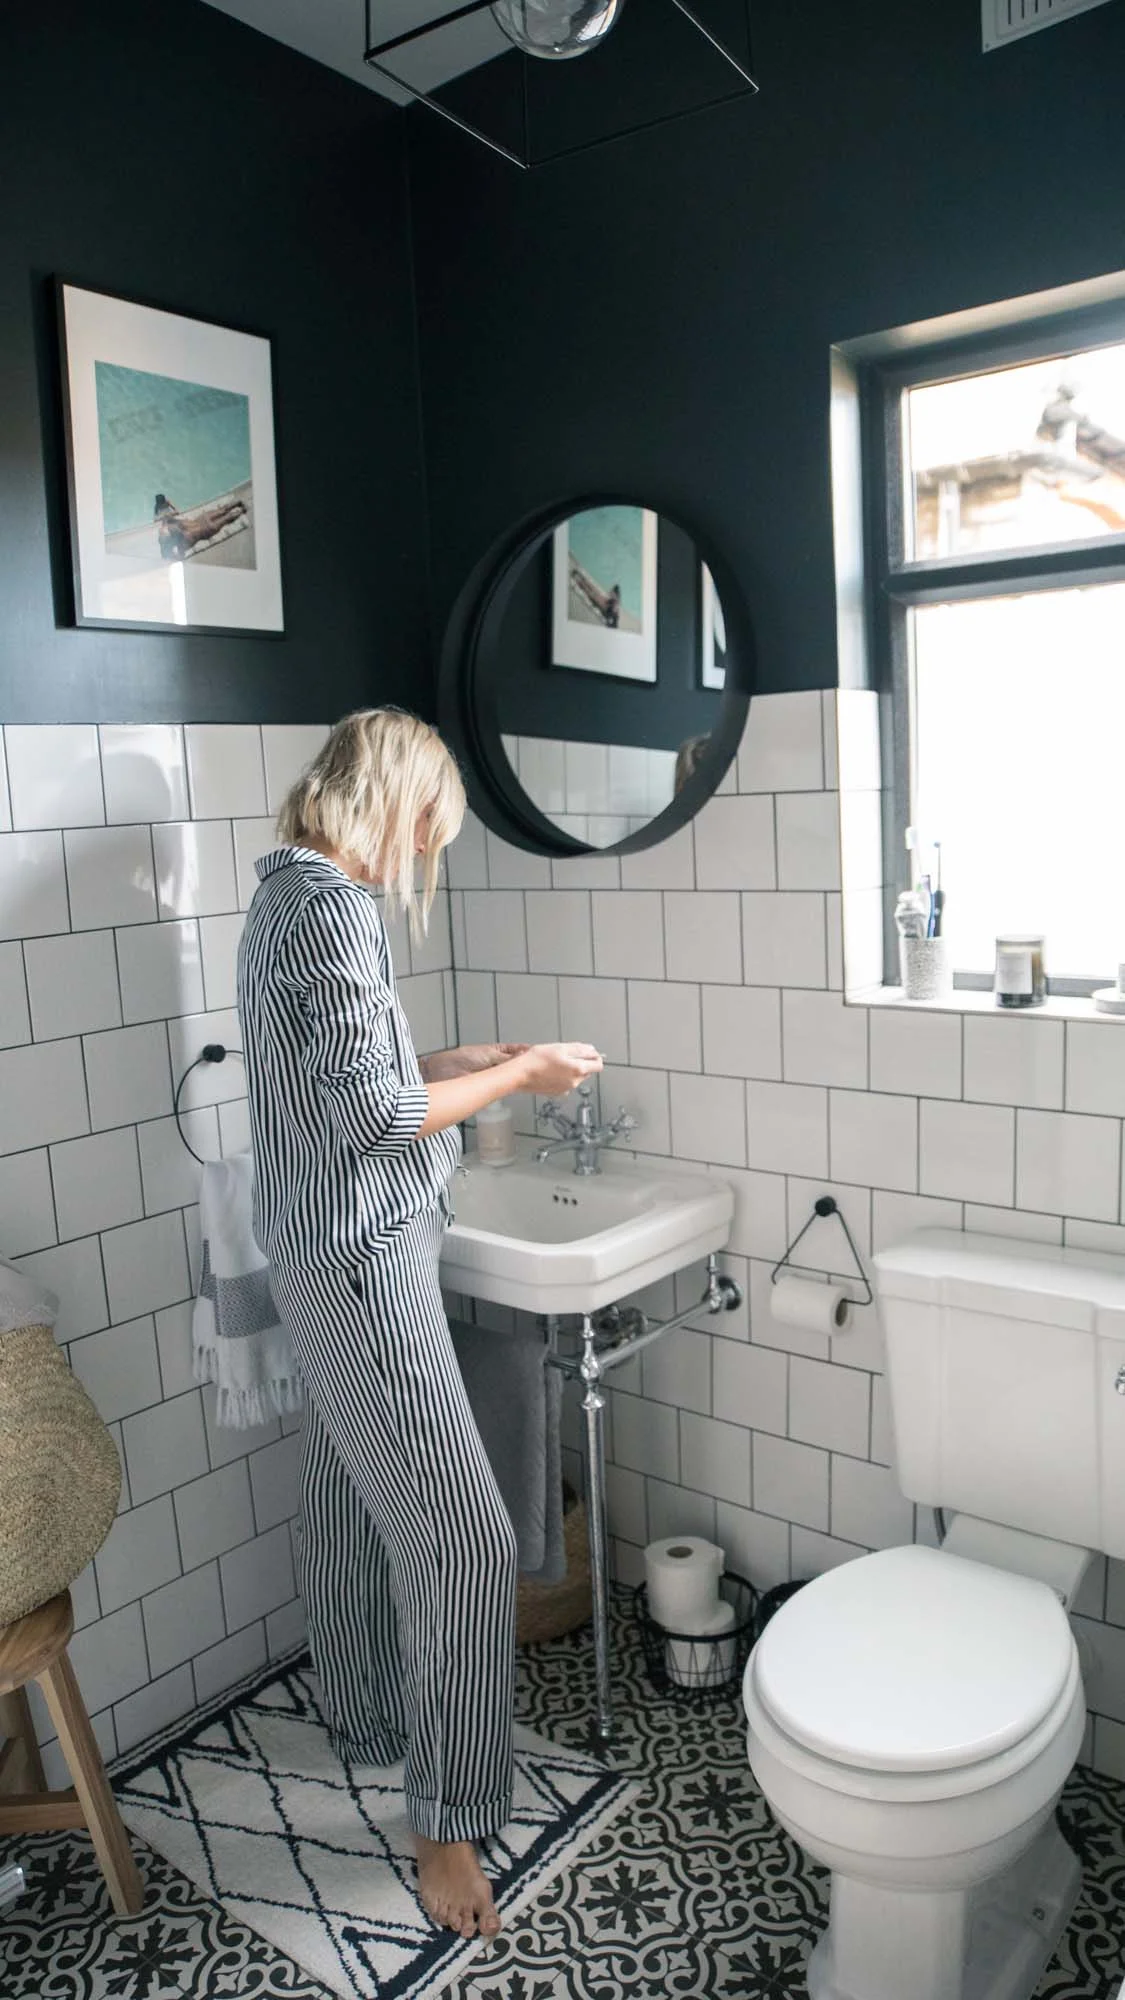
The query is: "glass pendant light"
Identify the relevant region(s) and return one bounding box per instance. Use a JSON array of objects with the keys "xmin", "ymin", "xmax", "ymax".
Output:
[
  {"xmin": 364, "ymin": 0, "xmax": 756, "ymax": 169},
  {"xmin": 489, "ymin": 0, "xmax": 627, "ymax": 61}
]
